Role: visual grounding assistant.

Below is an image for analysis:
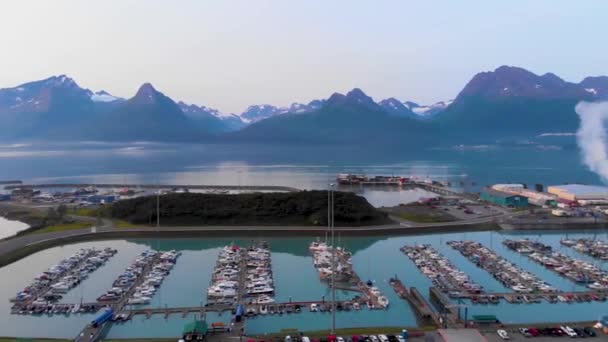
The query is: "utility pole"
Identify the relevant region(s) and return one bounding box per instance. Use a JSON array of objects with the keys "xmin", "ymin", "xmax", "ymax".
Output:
[{"xmin": 330, "ymin": 183, "xmax": 336, "ymax": 334}]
